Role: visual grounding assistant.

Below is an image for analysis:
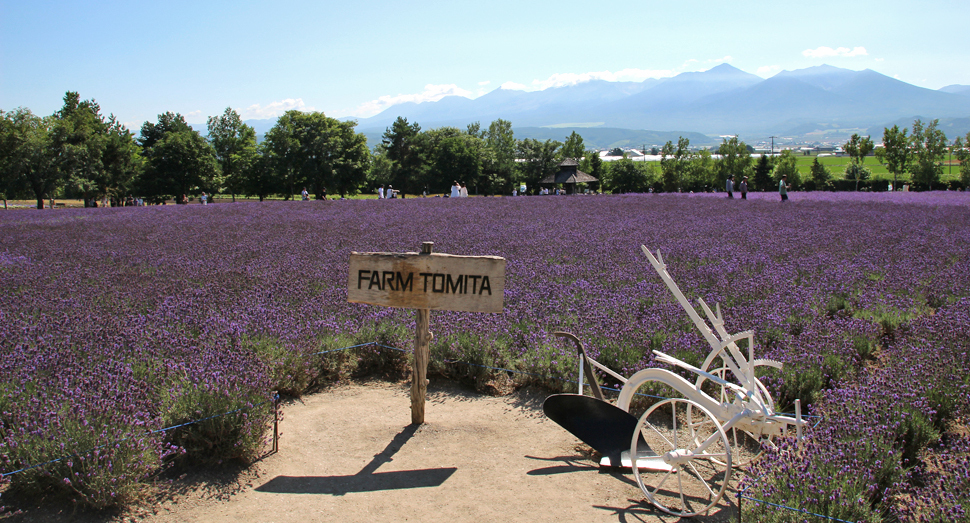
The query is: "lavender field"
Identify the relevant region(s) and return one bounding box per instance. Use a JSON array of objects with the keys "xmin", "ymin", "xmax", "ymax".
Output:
[{"xmin": 2, "ymin": 192, "xmax": 970, "ymax": 521}]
